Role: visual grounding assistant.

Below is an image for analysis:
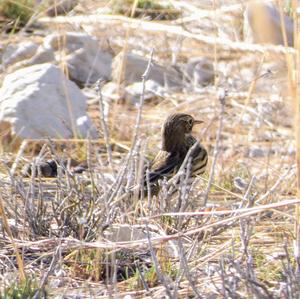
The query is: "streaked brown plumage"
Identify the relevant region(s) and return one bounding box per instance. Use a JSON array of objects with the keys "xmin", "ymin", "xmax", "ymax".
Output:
[{"xmin": 145, "ymin": 113, "xmax": 208, "ymax": 195}]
